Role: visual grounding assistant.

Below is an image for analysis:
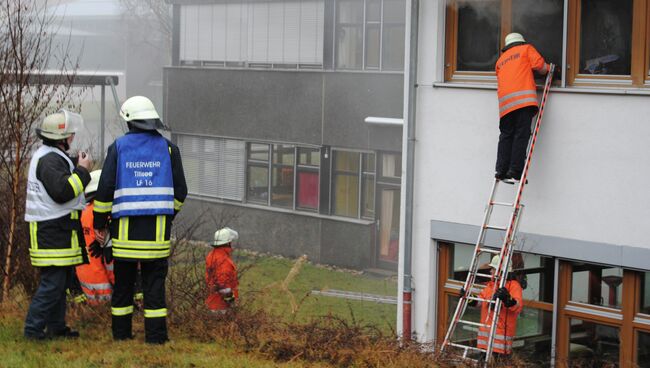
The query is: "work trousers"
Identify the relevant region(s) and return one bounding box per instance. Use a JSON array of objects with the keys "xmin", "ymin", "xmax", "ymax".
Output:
[
  {"xmin": 112, "ymin": 259, "xmax": 168, "ymax": 343},
  {"xmin": 24, "ymin": 266, "xmax": 73, "ymax": 338},
  {"xmin": 496, "ymin": 106, "xmax": 538, "ymax": 179}
]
